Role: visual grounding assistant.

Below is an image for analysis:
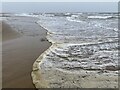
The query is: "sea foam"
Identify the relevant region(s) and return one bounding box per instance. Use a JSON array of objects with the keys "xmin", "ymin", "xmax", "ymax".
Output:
[{"xmin": 32, "ymin": 13, "xmax": 118, "ymax": 88}]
